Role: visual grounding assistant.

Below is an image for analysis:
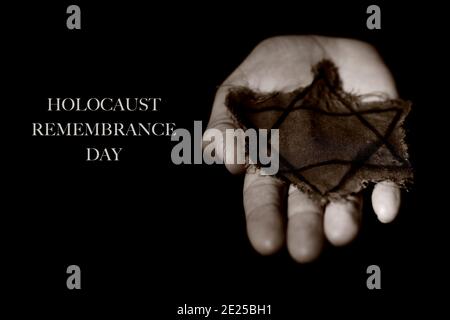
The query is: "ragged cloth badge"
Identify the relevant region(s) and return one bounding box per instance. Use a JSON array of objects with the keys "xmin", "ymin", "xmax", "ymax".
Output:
[{"xmin": 226, "ymin": 59, "xmax": 413, "ymax": 203}]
